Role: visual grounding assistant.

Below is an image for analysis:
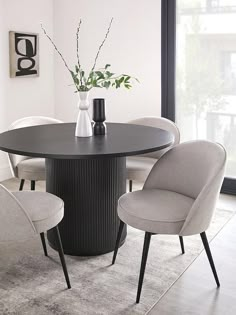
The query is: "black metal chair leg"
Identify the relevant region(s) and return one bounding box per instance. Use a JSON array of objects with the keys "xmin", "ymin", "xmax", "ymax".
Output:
[
  {"xmin": 19, "ymin": 179, "xmax": 25, "ymax": 191},
  {"xmin": 179, "ymin": 236, "xmax": 185, "ymax": 254},
  {"xmin": 200, "ymin": 232, "xmax": 220, "ymax": 287},
  {"xmin": 31, "ymin": 180, "xmax": 35, "ymax": 191},
  {"xmin": 136, "ymin": 232, "xmax": 152, "ymax": 303},
  {"xmin": 112, "ymin": 220, "xmax": 125, "ymax": 265},
  {"xmin": 54, "ymin": 225, "xmax": 71, "ymax": 289},
  {"xmin": 129, "ymin": 180, "xmax": 133, "ymax": 192},
  {"xmin": 40, "ymin": 233, "xmax": 48, "ymax": 256}
]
